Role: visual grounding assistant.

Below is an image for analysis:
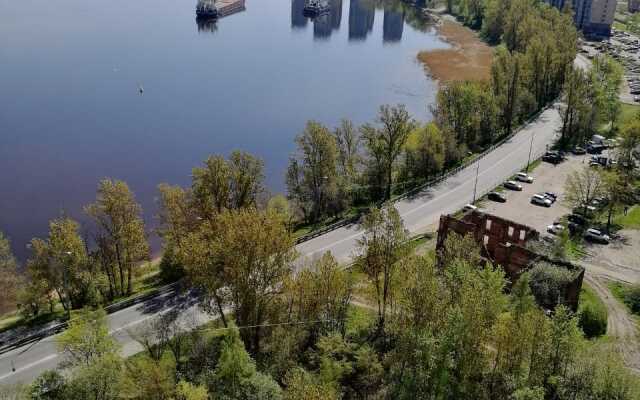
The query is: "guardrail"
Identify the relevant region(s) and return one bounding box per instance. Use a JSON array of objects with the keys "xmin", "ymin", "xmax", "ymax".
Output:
[
  {"xmin": 295, "ymin": 102, "xmax": 556, "ymax": 245},
  {"xmin": 0, "ymin": 282, "xmax": 181, "ymax": 355}
]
